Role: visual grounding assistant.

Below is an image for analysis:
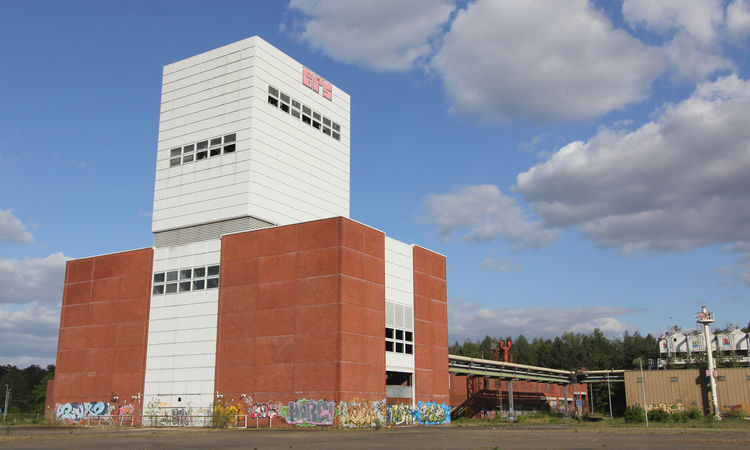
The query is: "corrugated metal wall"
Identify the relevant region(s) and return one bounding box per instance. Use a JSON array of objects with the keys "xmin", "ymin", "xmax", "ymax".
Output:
[{"xmin": 625, "ymin": 368, "xmax": 750, "ymax": 412}]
